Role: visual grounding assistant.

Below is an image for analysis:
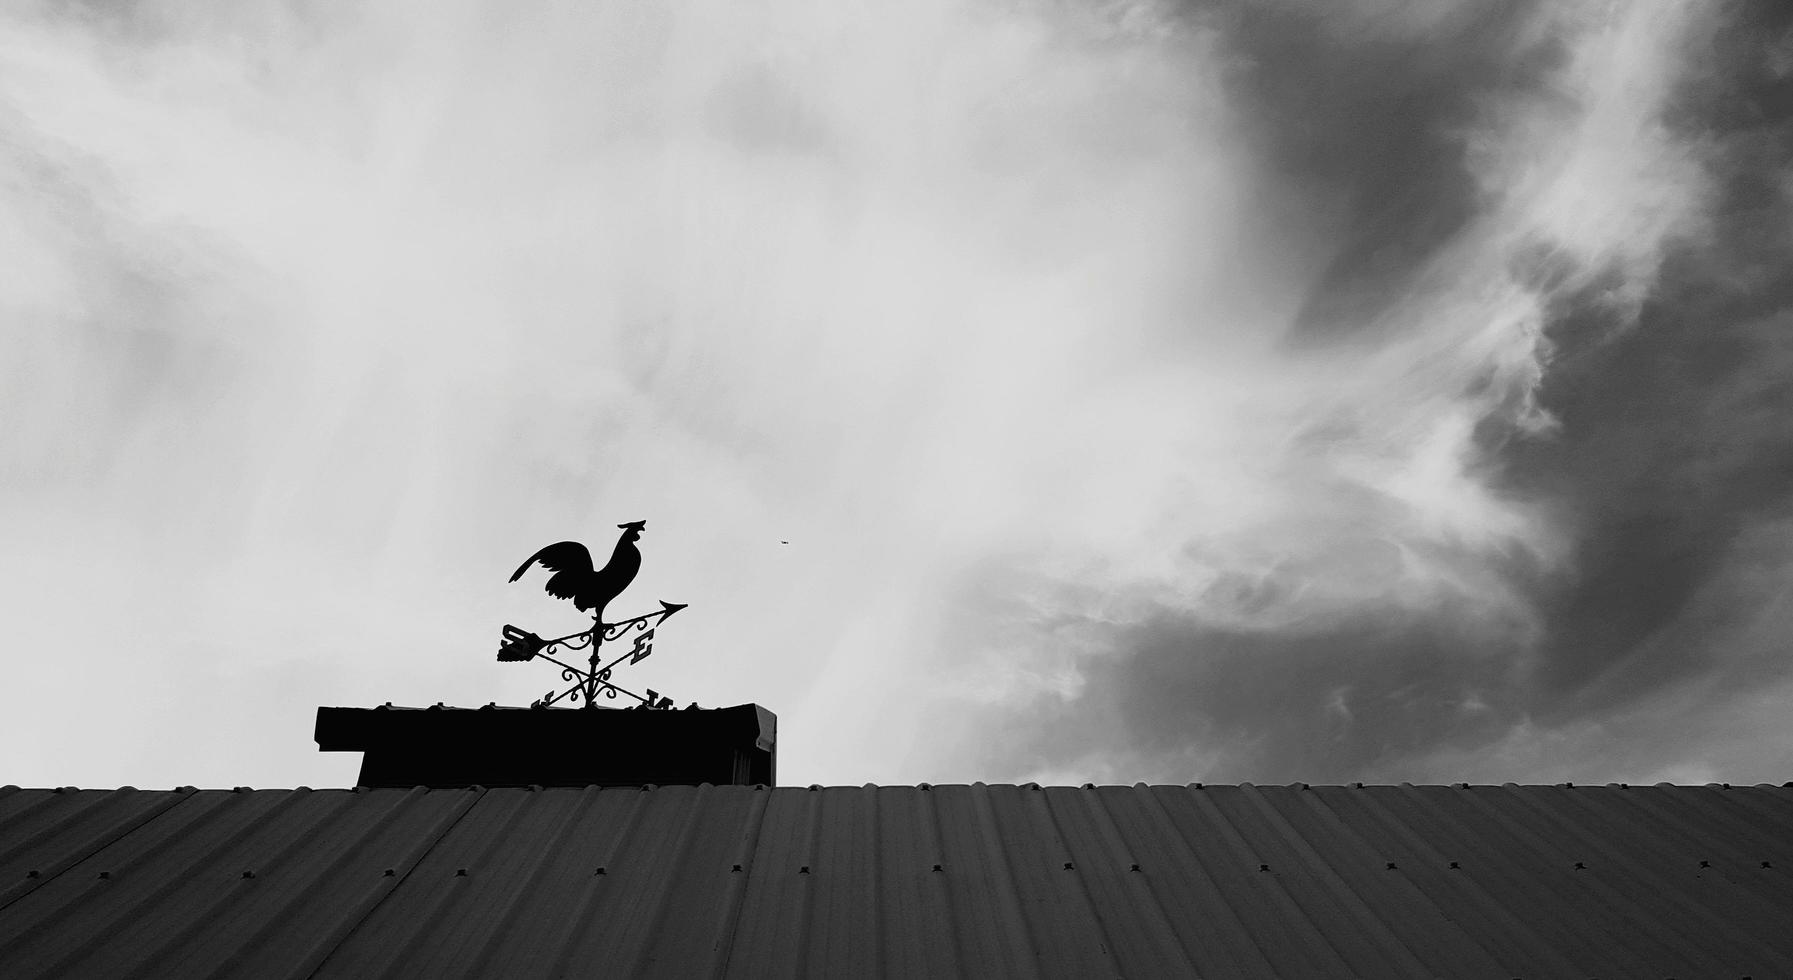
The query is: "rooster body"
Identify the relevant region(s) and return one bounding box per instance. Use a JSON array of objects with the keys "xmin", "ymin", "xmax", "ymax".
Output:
[{"xmin": 510, "ymin": 521, "xmax": 646, "ymax": 622}]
